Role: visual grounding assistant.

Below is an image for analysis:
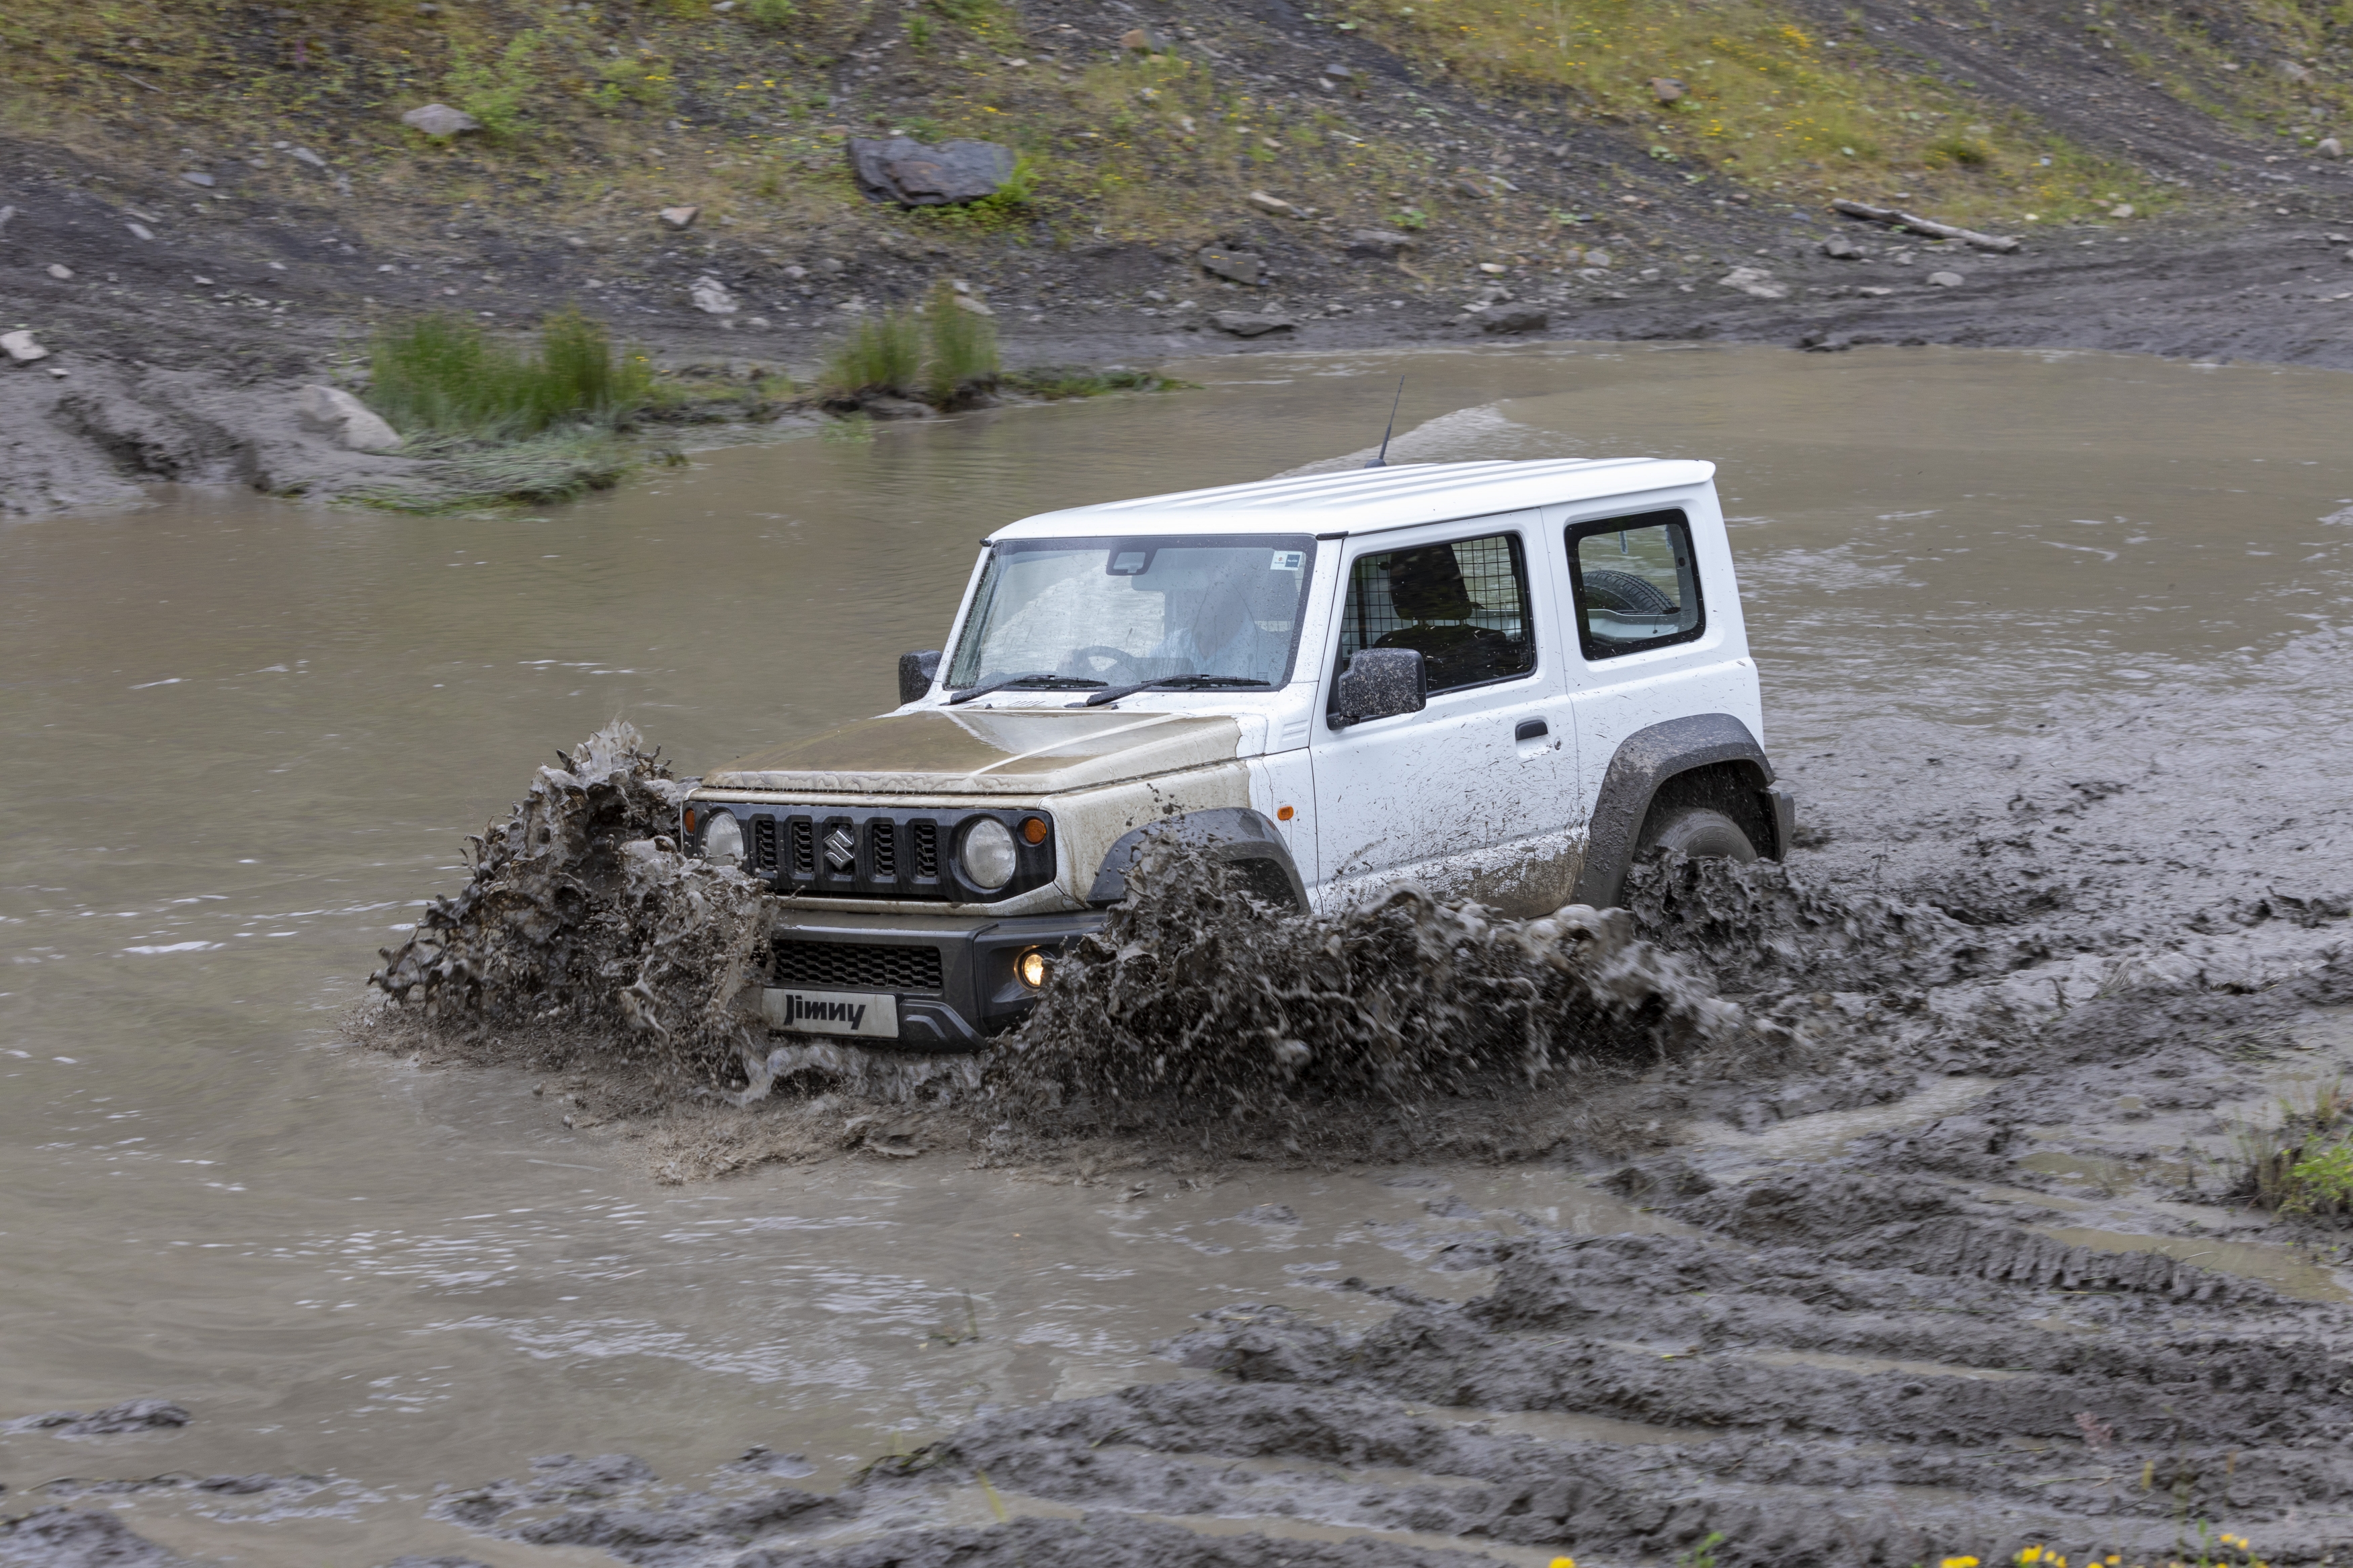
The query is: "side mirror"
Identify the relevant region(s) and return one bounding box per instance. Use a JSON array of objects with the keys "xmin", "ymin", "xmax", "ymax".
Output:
[
  {"xmin": 1330, "ymin": 647, "xmax": 1427, "ymax": 729},
  {"xmin": 898, "ymin": 649, "xmax": 943, "ymax": 706}
]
